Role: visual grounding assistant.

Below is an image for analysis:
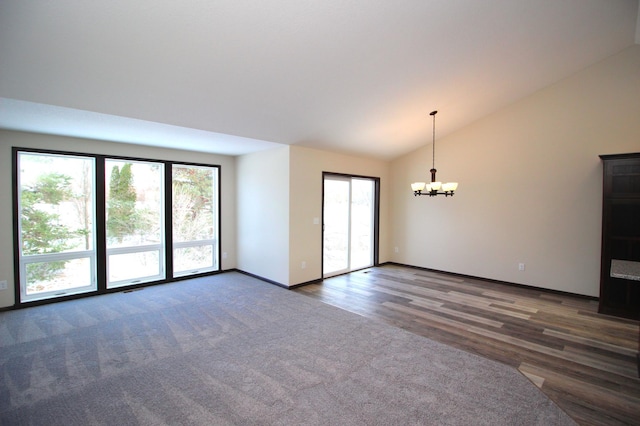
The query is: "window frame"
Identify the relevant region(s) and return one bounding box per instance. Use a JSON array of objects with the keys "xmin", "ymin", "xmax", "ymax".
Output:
[
  {"xmin": 171, "ymin": 163, "xmax": 220, "ymax": 277},
  {"xmin": 12, "ymin": 147, "xmax": 222, "ymax": 307},
  {"xmin": 15, "ymin": 151, "xmax": 98, "ymax": 303},
  {"xmin": 104, "ymin": 158, "xmax": 166, "ymax": 289}
]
